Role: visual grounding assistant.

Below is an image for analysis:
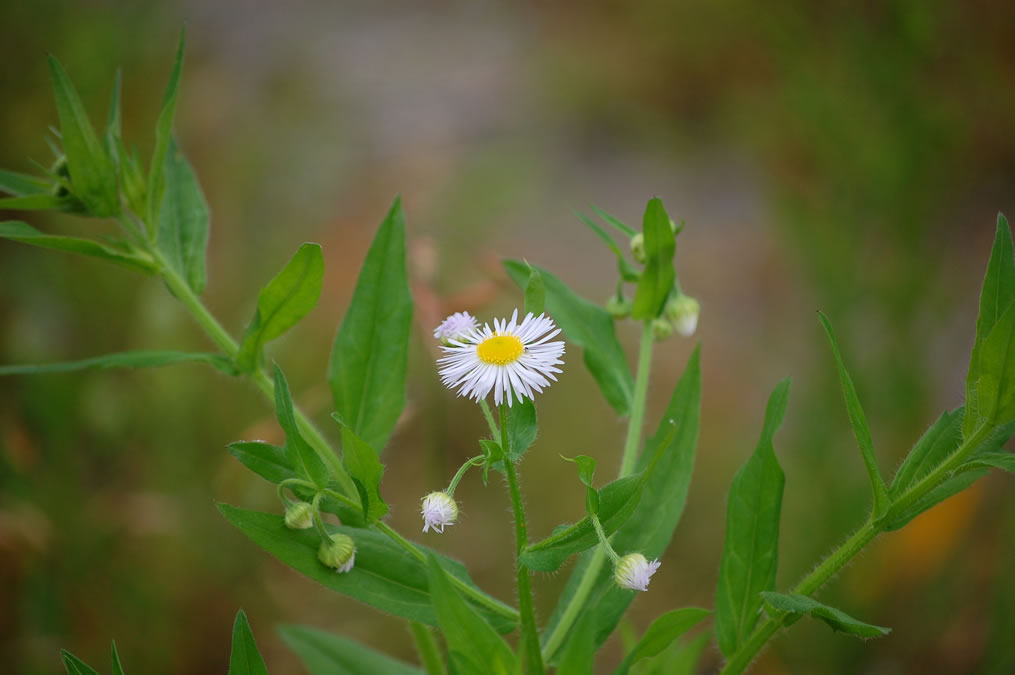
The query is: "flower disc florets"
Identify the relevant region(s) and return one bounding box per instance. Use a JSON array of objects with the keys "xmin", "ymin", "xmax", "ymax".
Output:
[
  {"xmin": 421, "ymin": 491, "xmax": 459, "ymax": 534},
  {"xmin": 437, "ymin": 309, "xmax": 565, "ymax": 407},
  {"xmin": 318, "ymin": 533, "xmax": 356, "ymax": 573},
  {"xmin": 433, "ymin": 311, "xmax": 479, "ymax": 345},
  {"xmin": 614, "ymin": 552, "xmax": 661, "ymax": 592}
]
